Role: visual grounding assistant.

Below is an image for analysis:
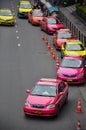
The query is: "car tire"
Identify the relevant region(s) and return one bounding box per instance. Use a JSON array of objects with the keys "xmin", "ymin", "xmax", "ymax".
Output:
[
  {"xmin": 56, "ymin": 106, "xmax": 60, "ymax": 117},
  {"xmin": 40, "ymin": 25, "xmax": 43, "ymax": 31},
  {"xmin": 24, "ymin": 113, "xmax": 28, "ymax": 118},
  {"xmin": 28, "ymin": 18, "xmax": 30, "ymax": 23},
  {"xmin": 46, "ymin": 28, "xmax": 49, "ymax": 34},
  {"xmin": 61, "ymin": 51, "xmax": 63, "ymax": 58}
]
